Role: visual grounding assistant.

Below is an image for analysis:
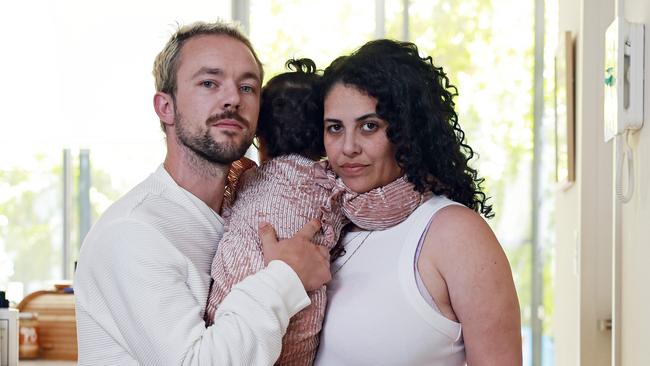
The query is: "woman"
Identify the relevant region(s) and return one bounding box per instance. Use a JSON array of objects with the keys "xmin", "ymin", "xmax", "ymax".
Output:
[
  {"xmin": 206, "ymin": 59, "xmax": 426, "ymax": 365},
  {"xmin": 314, "ymin": 40, "xmax": 522, "ymax": 365}
]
